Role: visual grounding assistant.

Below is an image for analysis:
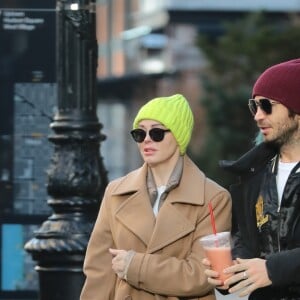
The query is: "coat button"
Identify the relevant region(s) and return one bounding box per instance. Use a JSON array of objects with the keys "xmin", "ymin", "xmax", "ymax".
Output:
[{"xmin": 124, "ymin": 296, "xmax": 132, "ymax": 300}]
